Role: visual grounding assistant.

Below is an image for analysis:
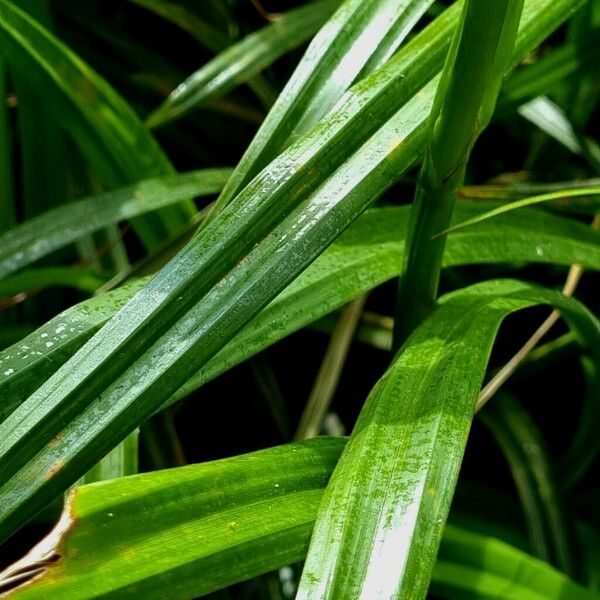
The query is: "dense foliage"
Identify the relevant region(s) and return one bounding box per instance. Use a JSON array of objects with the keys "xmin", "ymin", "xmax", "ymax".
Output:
[{"xmin": 0, "ymin": 0, "xmax": 598, "ymax": 598}]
